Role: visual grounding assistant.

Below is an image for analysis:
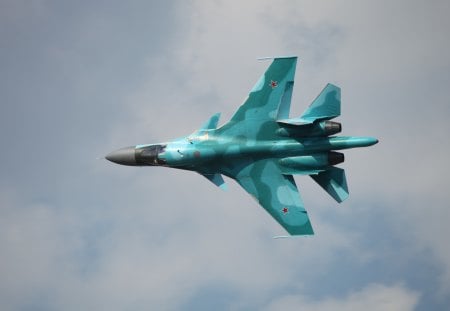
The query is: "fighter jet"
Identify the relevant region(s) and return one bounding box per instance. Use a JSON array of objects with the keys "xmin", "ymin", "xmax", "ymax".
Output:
[{"xmin": 106, "ymin": 56, "xmax": 378, "ymax": 236}]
